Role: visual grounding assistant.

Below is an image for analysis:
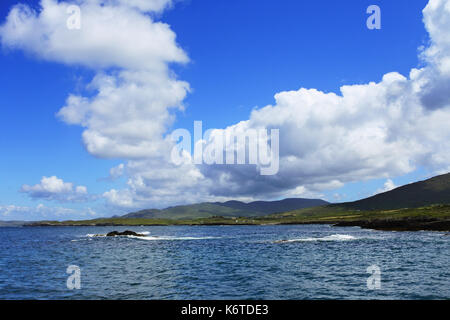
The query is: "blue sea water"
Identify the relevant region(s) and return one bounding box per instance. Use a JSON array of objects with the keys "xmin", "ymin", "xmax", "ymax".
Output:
[{"xmin": 0, "ymin": 225, "xmax": 448, "ymax": 300}]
